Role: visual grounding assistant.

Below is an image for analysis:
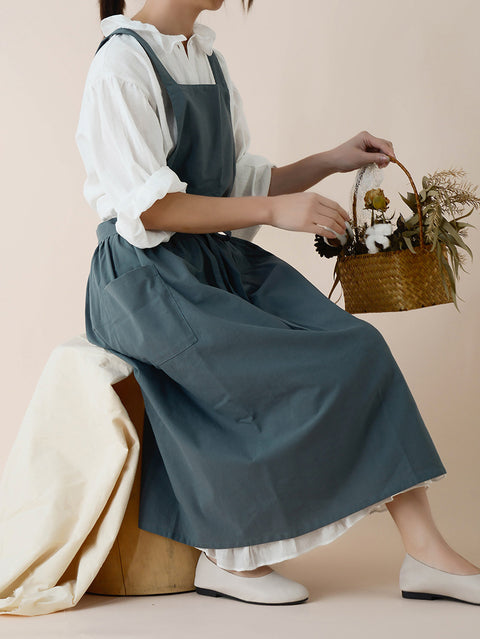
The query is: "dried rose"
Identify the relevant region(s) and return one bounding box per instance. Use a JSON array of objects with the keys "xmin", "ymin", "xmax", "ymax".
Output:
[{"xmin": 364, "ymin": 188, "xmax": 390, "ymax": 212}]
